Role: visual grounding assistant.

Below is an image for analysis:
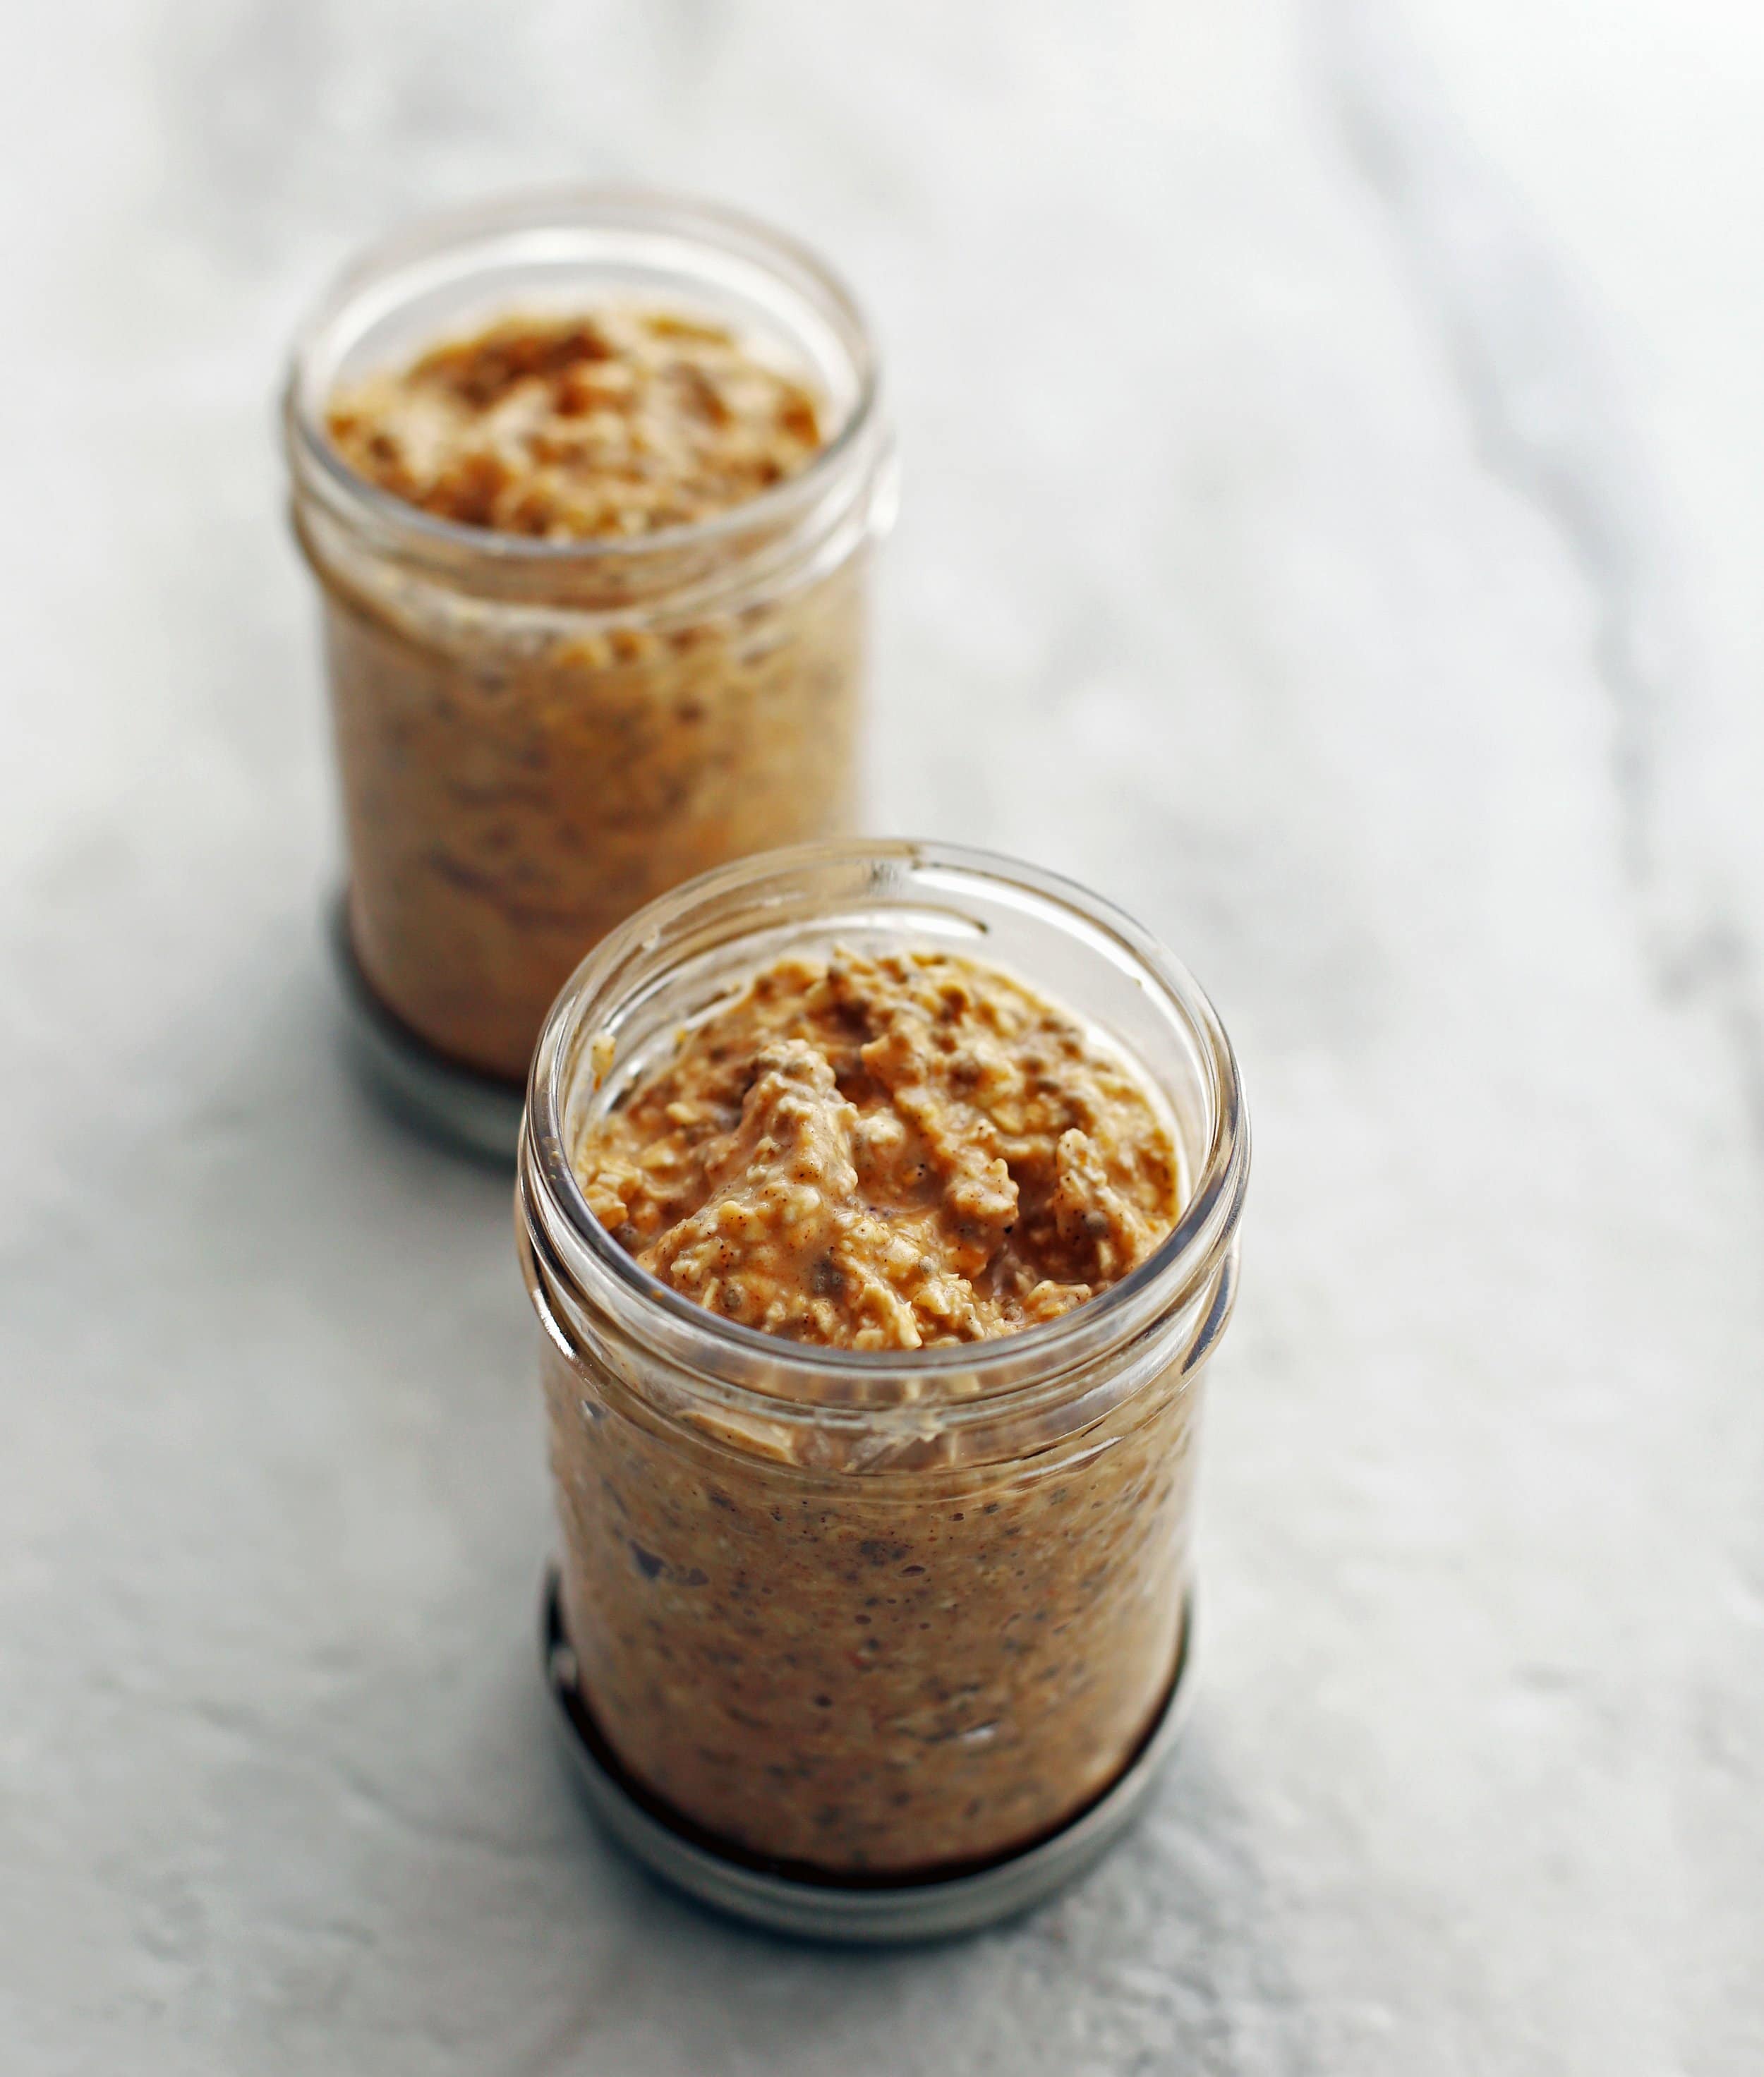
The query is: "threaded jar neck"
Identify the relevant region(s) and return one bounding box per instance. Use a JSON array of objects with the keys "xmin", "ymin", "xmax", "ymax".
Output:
[
  {"xmin": 519, "ymin": 840, "xmax": 1248, "ymax": 1468},
  {"xmin": 283, "ymin": 187, "xmax": 894, "ymax": 619}
]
